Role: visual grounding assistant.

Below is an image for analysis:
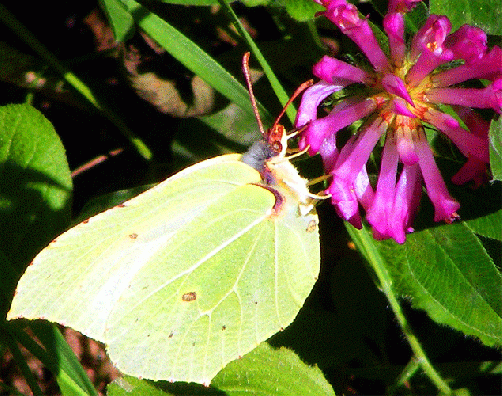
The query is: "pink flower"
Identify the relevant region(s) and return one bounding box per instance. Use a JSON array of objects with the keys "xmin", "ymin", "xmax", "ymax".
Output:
[{"xmin": 296, "ymin": 0, "xmax": 499, "ymax": 243}]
